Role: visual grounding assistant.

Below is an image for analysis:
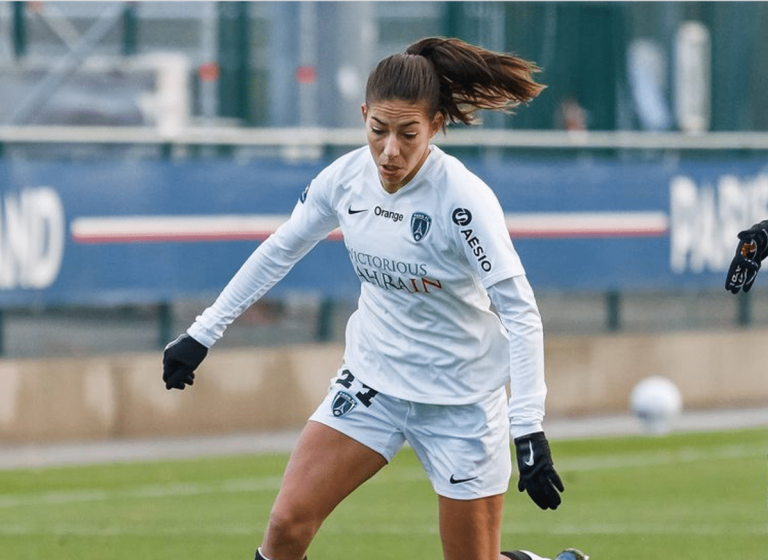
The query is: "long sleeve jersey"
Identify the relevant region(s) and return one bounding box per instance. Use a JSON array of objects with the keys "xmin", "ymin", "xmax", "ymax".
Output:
[{"xmin": 188, "ymin": 145, "xmax": 546, "ymax": 437}]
